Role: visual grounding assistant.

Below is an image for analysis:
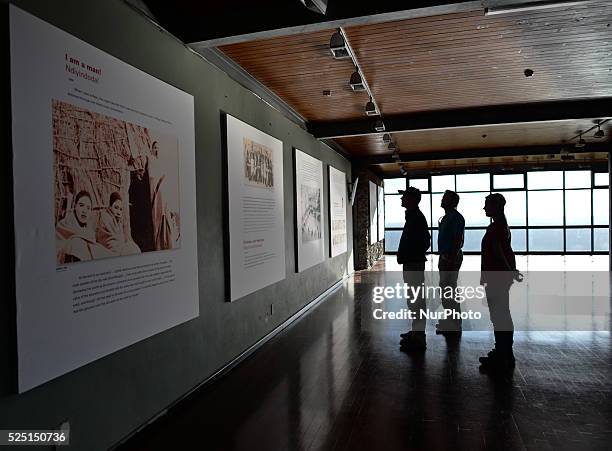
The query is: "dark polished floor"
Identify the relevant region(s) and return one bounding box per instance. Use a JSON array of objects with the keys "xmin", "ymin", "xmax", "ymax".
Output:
[{"xmin": 121, "ymin": 257, "xmax": 612, "ymax": 451}]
